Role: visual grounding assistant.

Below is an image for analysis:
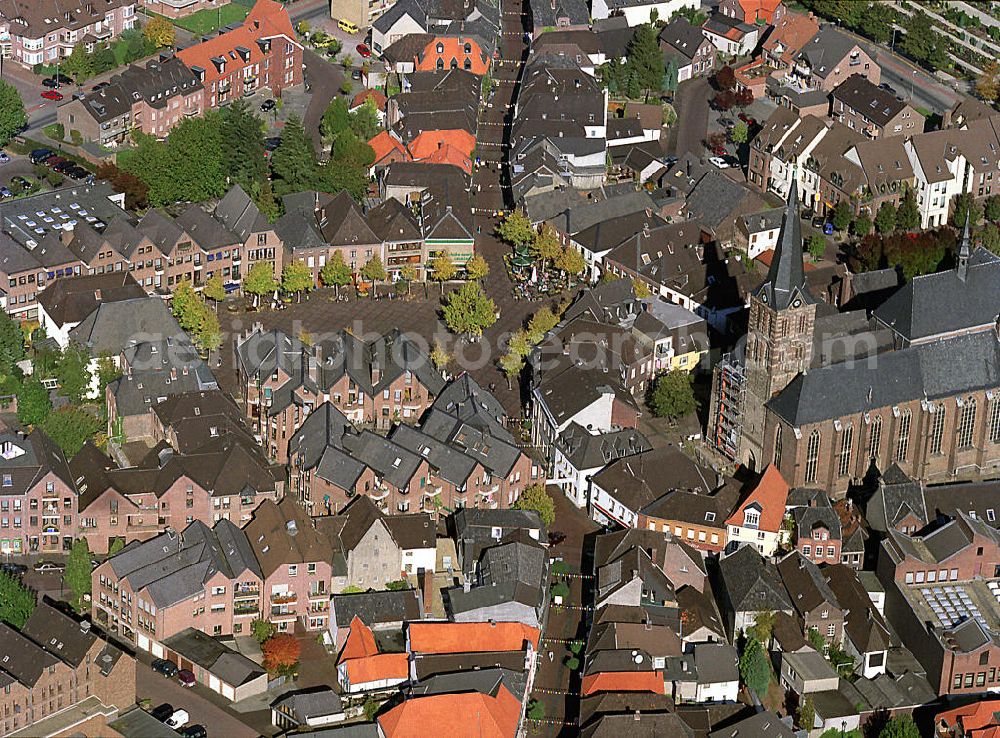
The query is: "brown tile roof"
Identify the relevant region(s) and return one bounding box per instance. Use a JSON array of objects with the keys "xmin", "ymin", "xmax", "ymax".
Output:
[{"xmin": 244, "ymin": 497, "xmax": 334, "ymax": 577}]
